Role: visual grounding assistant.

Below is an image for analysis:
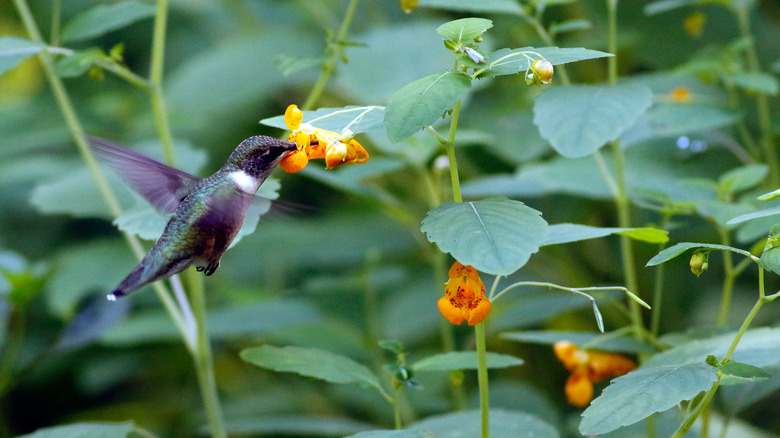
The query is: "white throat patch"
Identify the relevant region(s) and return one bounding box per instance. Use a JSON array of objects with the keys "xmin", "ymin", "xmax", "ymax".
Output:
[{"xmin": 229, "ymin": 170, "xmax": 260, "ymax": 194}]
